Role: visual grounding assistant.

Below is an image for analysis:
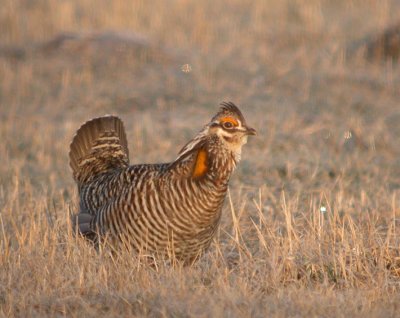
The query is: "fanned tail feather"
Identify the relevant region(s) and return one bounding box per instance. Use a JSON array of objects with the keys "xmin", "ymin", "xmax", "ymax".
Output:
[{"xmin": 69, "ymin": 115, "xmax": 129, "ymax": 184}]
